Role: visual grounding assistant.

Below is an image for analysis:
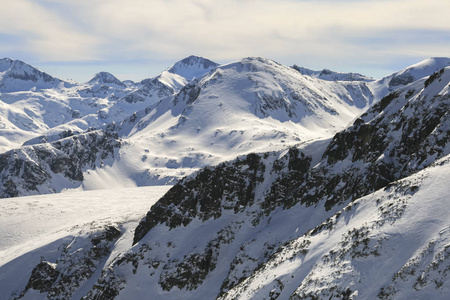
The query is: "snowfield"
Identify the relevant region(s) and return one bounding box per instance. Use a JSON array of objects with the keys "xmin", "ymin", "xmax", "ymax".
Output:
[{"xmin": 0, "ymin": 186, "xmax": 171, "ymax": 267}]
